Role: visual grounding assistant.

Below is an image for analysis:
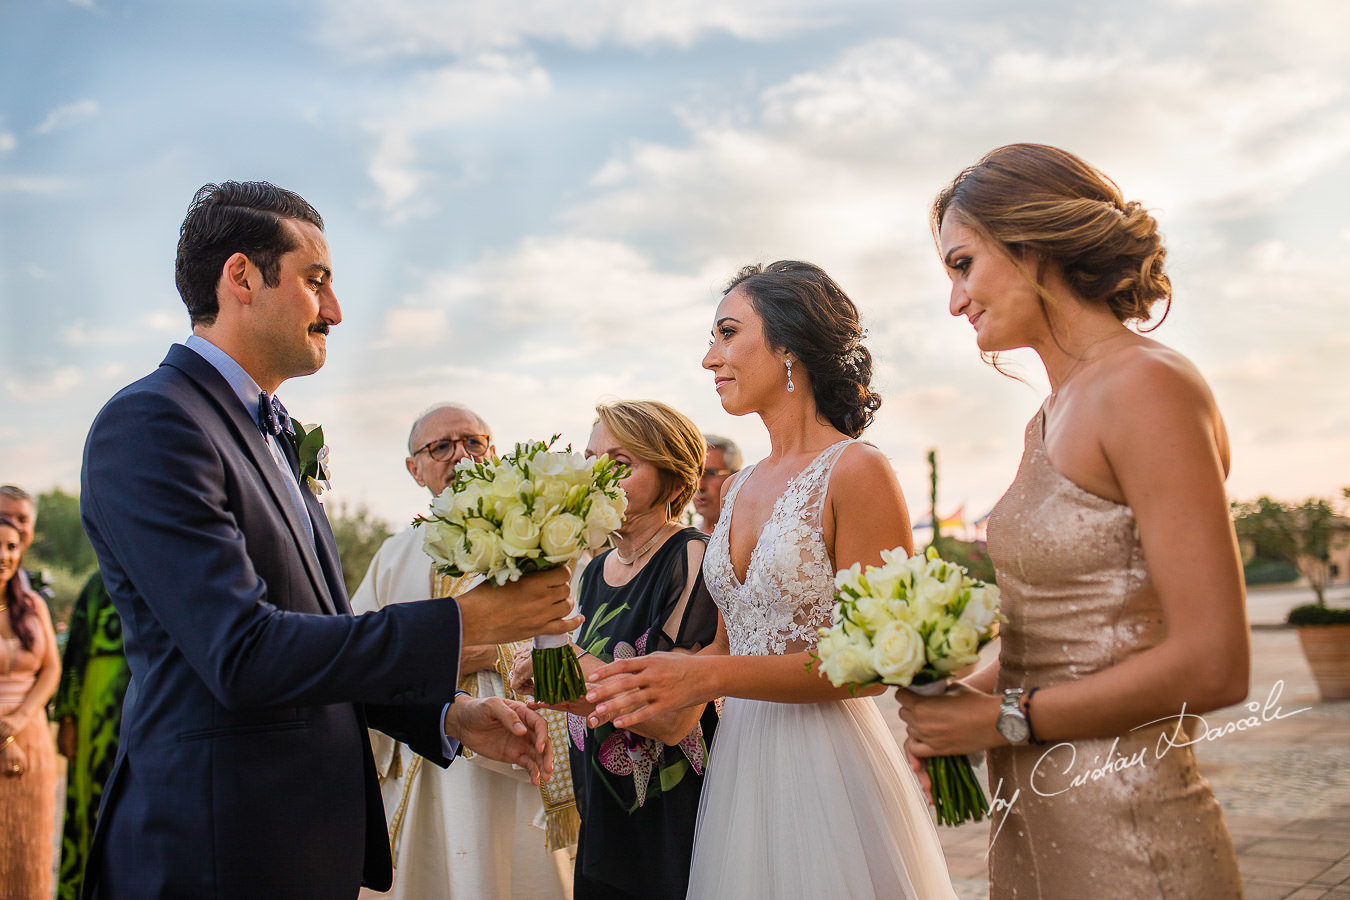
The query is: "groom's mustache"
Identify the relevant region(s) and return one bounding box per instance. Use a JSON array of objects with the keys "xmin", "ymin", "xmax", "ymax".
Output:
[{"xmin": 309, "ymin": 321, "xmax": 331, "ymax": 335}]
